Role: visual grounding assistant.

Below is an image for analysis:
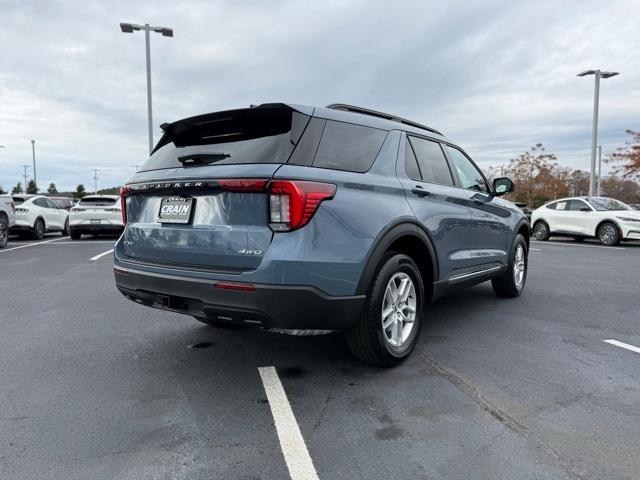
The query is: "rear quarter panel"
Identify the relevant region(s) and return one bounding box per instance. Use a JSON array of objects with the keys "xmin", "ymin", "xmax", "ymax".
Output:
[{"xmin": 268, "ymin": 130, "xmax": 413, "ymax": 296}]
